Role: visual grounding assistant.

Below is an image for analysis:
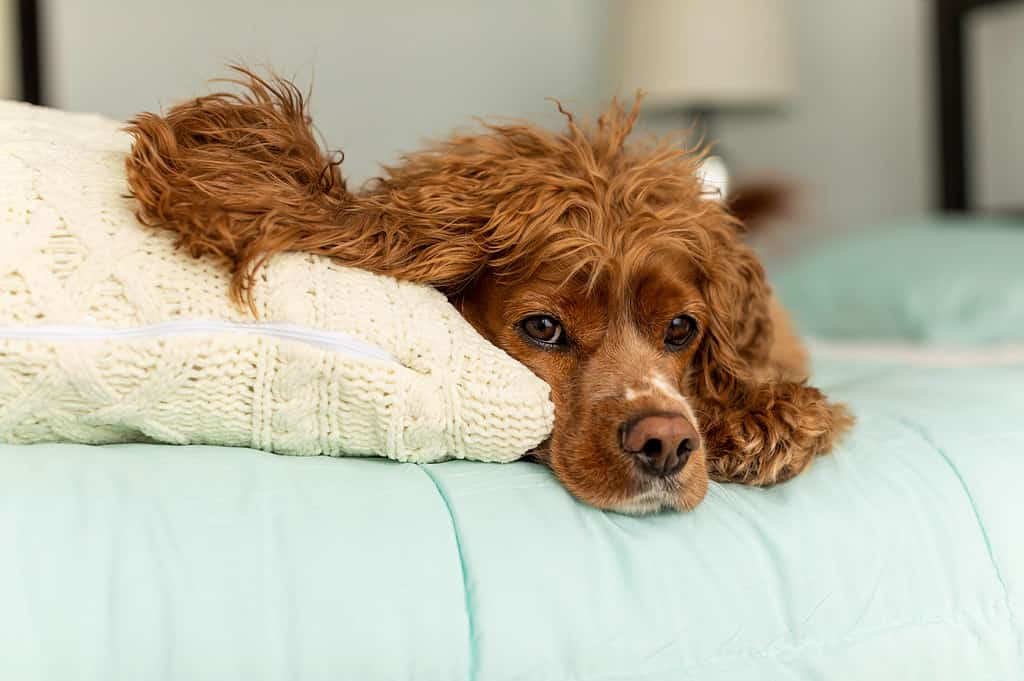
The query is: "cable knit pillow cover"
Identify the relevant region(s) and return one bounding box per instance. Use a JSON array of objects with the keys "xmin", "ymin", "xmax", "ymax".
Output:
[{"xmin": 0, "ymin": 101, "xmax": 553, "ymax": 462}]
